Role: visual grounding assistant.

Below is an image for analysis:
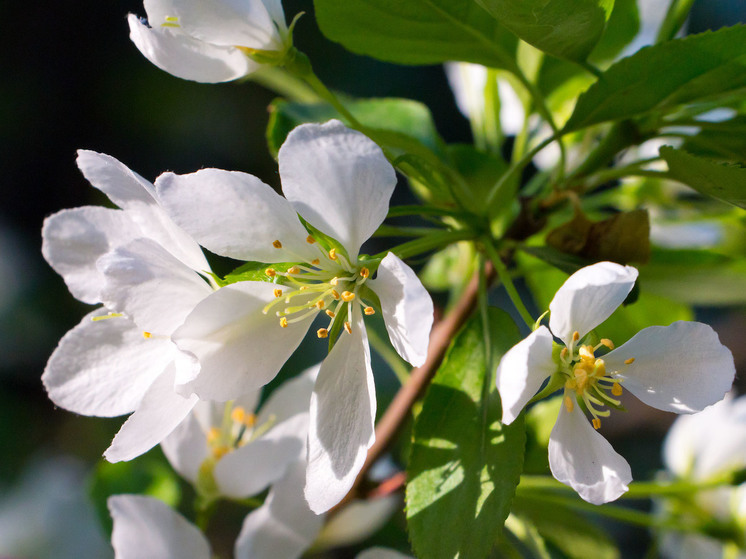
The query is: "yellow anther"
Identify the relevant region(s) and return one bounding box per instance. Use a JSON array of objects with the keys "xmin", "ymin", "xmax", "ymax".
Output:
[
  {"xmin": 612, "ymin": 383, "xmax": 623, "ymax": 397},
  {"xmin": 325, "ymin": 310, "xmax": 336, "ymax": 318},
  {"xmin": 329, "ymin": 248, "xmax": 338, "ymax": 260},
  {"xmin": 300, "ymin": 286, "xmax": 309, "ymax": 291},
  {"xmin": 143, "ymin": 331, "xmax": 152, "ymax": 339},
  {"xmin": 579, "ymin": 345, "xmax": 594, "ymax": 359},
  {"xmin": 287, "ymin": 266, "xmax": 300, "ymax": 275},
  {"xmin": 280, "ymin": 317, "xmax": 288, "ymax": 328},
  {"xmin": 592, "ymin": 418, "xmax": 602, "ymax": 430},
  {"xmin": 360, "ymin": 267, "xmax": 370, "ymax": 279},
  {"xmin": 311, "ymin": 259, "xmax": 320, "ymax": 266},
  {"xmin": 364, "ymin": 306, "xmax": 375, "ymax": 315},
  {"xmin": 265, "ymin": 268, "xmax": 276, "ymax": 277},
  {"xmin": 560, "ymin": 347, "xmax": 568, "ymax": 359},
  {"xmin": 624, "ymin": 357, "xmax": 635, "ymax": 365},
  {"xmin": 212, "ymin": 446, "xmax": 230, "ymax": 460},
  {"xmin": 244, "ymin": 413, "xmax": 256, "ymax": 428},
  {"xmin": 331, "ymin": 290, "xmax": 340, "ymax": 300},
  {"xmin": 600, "ymin": 338, "xmax": 615, "ymax": 350},
  {"xmin": 330, "ymin": 277, "xmax": 339, "ymax": 286},
  {"xmin": 306, "ymin": 235, "xmax": 316, "ymax": 244},
  {"xmin": 316, "ymin": 300, "xmax": 325, "ymax": 310},
  {"xmin": 341, "ymin": 291, "xmax": 356, "ymax": 302},
  {"xmin": 273, "ymin": 288, "xmax": 283, "ymax": 298},
  {"xmin": 564, "ymin": 395, "xmax": 574, "ymax": 413},
  {"xmin": 207, "ymin": 427, "xmax": 220, "ymax": 445},
  {"xmin": 572, "ymin": 331, "xmax": 580, "ymax": 342},
  {"xmin": 231, "ymin": 406, "xmax": 246, "ymax": 424},
  {"xmin": 165, "ymin": 15, "xmax": 179, "ymax": 22},
  {"xmin": 317, "ymin": 328, "xmax": 329, "ymax": 339},
  {"xmin": 344, "ymin": 321, "xmax": 352, "ymax": 334},
  {"xmin": 272, "ymin": 240, "xmax": 283, "ymax": 249}
]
